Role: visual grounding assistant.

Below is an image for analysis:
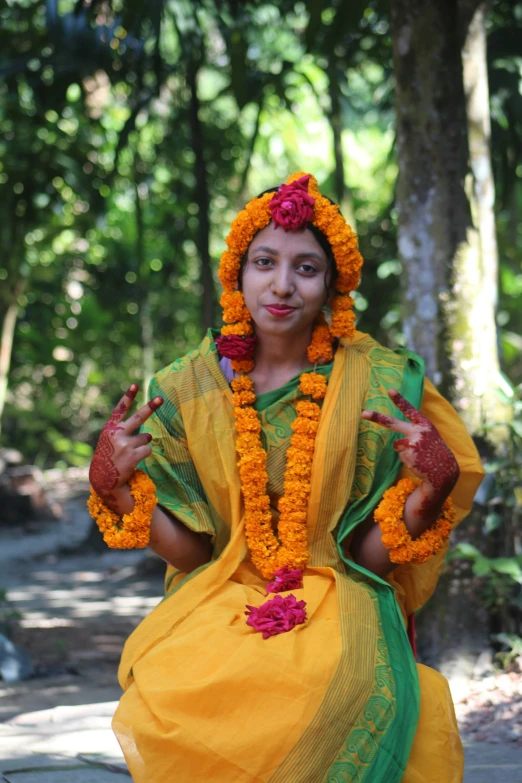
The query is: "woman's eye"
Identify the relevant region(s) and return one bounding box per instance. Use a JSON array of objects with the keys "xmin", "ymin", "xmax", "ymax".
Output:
[
  {"xmin": 254, "ymin": 257, "xmax": 273, "ymax": 267},
  {"xmin": 298, "ymin": 263, "xmax": 317, "ymax": 274}
]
